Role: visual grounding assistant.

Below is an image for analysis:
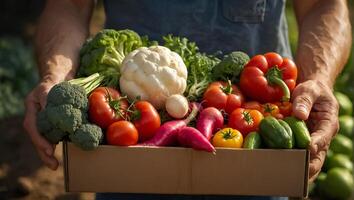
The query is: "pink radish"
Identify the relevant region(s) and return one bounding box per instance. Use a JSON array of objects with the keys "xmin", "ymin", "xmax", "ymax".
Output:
[
  {"xmin": 196, "ymin": 107, "xmax": 224, "ymax": 140},
  {"xmin": 178, "ymin": 127, "xmax": 216, "ymax": 153},
  {"xmin": 140, "ymin": 102, "xmax": 200, "ymax": 146}
]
